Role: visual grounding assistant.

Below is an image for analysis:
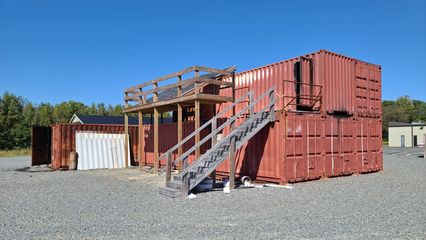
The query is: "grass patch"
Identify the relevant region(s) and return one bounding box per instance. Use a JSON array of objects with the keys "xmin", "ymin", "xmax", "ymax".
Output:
[{"xmin": 0, "ymin": 148, "xmax": 31, "ymax": 158}]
